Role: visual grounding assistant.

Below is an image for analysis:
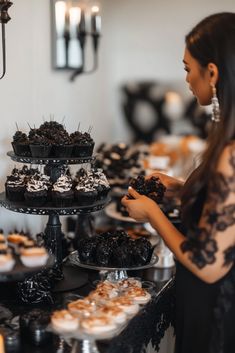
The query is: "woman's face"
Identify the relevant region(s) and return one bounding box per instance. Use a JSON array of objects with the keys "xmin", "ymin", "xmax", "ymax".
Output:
[{"xmin": 183, "ymin": 48, "xmax": 212, "ymax": 105}]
